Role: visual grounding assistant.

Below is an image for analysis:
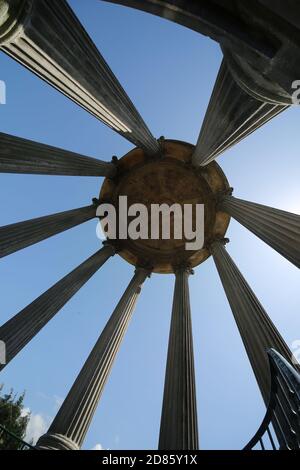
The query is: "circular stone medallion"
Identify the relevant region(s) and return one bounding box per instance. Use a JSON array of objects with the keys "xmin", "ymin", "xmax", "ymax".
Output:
[{"xmin": 99, "ymin": 140, "xmax": 230, "ymax": 273}]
